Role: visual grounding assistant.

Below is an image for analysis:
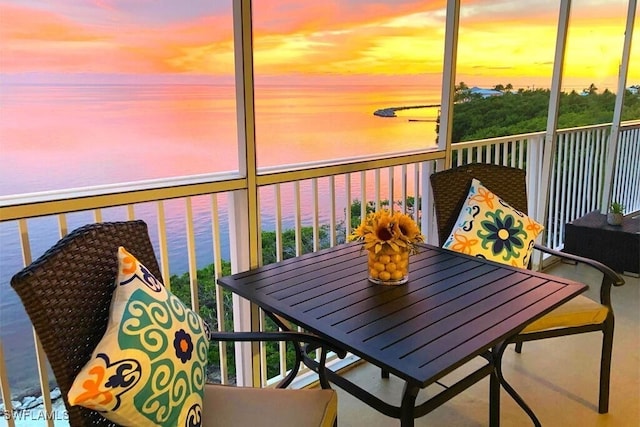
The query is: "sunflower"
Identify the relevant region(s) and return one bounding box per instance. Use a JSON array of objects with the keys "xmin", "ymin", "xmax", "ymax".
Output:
[
  {"xmin": 395, "ymin": 212, "xmax": 424, "ymax": 249},
  {"xmin": 349, "ymin": 209, "xmax": 424, "ymax": 254}
]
